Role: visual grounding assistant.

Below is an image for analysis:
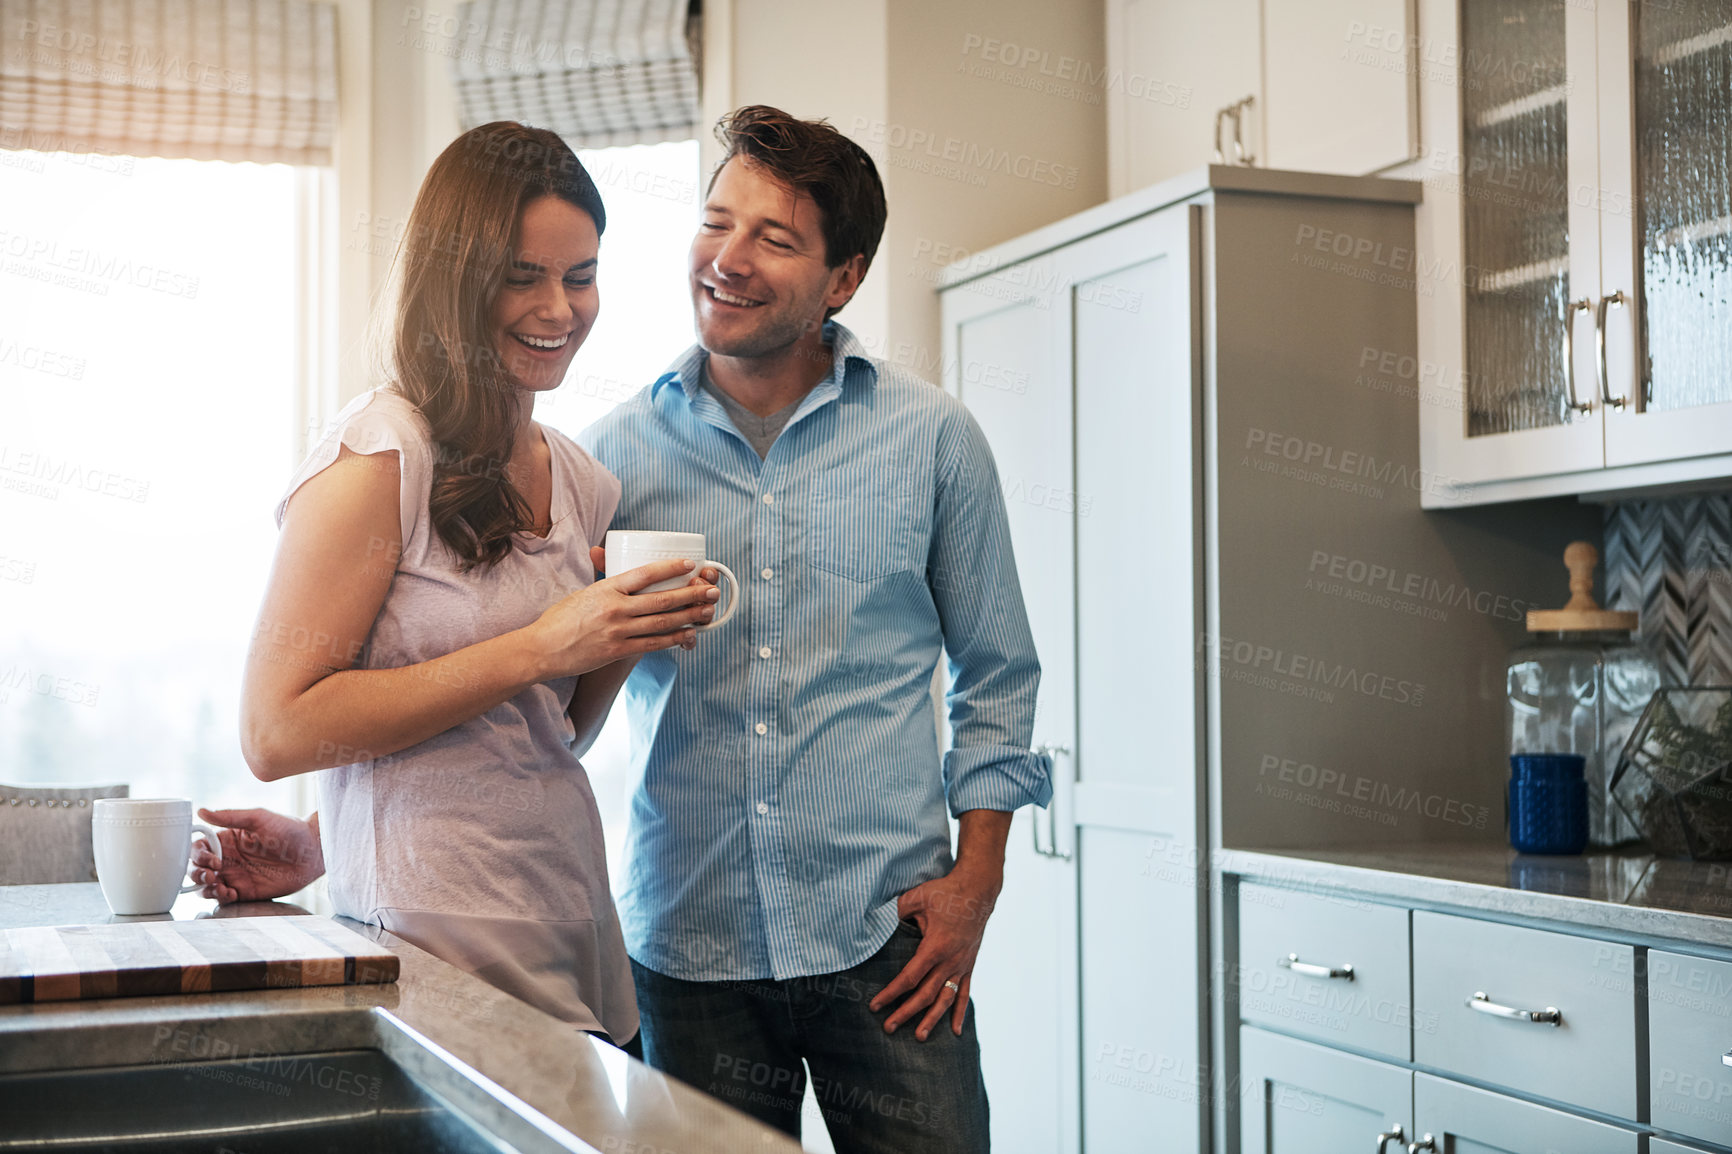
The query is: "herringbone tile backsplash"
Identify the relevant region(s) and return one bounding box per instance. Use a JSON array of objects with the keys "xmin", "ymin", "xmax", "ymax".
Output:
[{"xmin": 1602, "ymin": 495, "xmax": 1732, "ymax": 686}]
